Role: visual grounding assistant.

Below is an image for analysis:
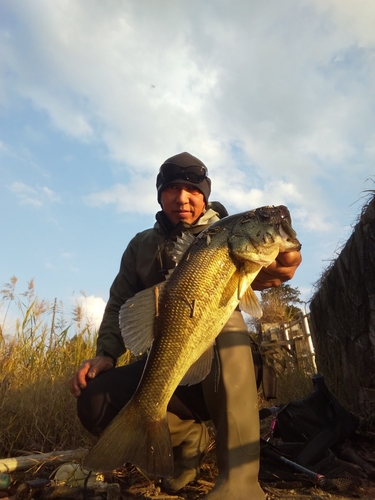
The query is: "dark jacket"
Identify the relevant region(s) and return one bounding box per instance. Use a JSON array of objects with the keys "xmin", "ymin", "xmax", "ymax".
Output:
[{"xmin": 96, "ymin": 209, "xmax": 220, "ymax": 361}]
